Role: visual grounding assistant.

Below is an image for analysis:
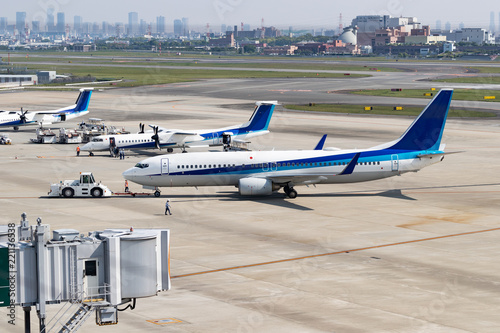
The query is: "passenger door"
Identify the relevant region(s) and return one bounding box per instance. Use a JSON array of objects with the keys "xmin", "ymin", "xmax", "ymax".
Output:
[{"xmin": 161, "ymin": 158, "xmax": 169, "ymax": 175}]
